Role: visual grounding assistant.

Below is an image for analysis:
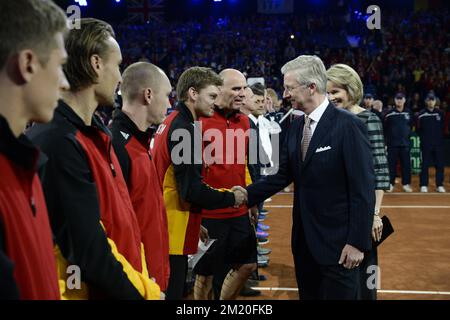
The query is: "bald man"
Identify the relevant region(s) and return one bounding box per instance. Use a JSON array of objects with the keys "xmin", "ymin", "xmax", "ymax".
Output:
[
  {"xmin": 194, "ymin": 69, "xmax": 257, "ymax": 300},
  {"xmin": 111, "ymin": 62, "xmax": 171, "ymax": 294}
]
